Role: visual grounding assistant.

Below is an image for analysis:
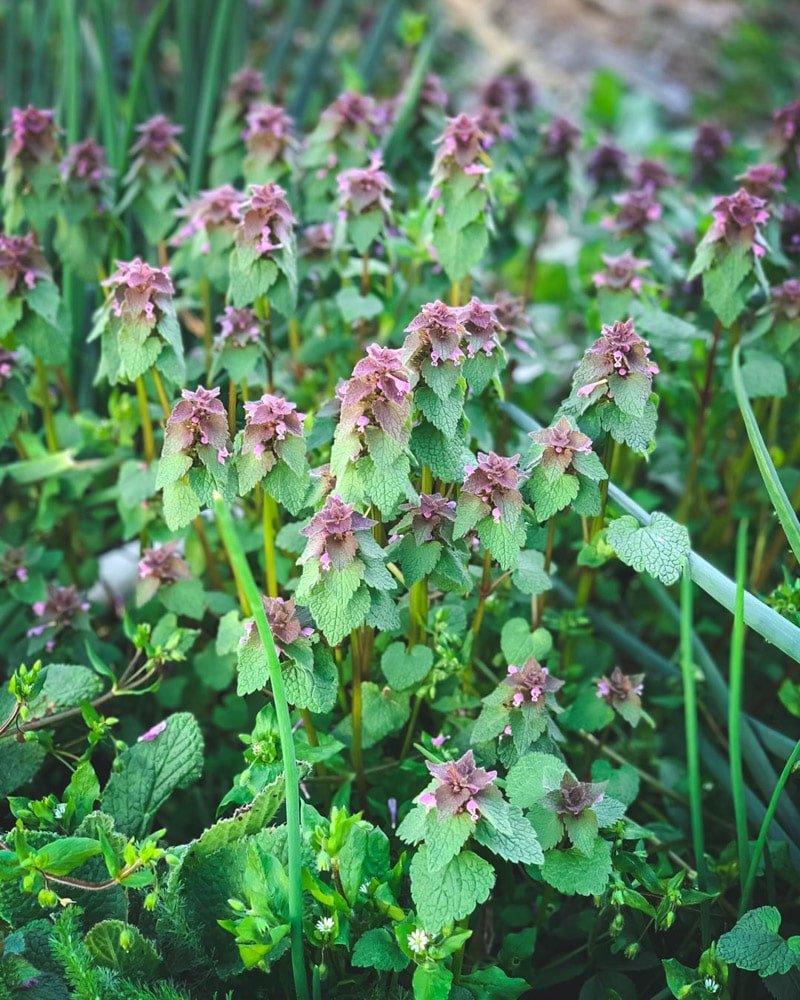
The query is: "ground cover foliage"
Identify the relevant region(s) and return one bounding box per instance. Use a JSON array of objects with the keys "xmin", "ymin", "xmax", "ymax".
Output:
[{"xmin": 1, "ymin": 2, "xmax": 800, "ymax": 998}]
